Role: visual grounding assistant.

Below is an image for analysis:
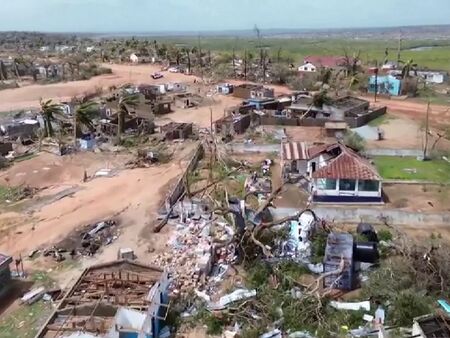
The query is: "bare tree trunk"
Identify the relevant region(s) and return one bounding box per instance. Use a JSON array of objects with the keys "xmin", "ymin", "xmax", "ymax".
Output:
[
  {"xmin": 73, "ymin": 115, "xmax": 78, "ymax": 147},
  {"xmin": 186, "ymin": 50, "xmax": 191, "ymax": 74},
  {"xmin": 117, "ymin": 111, "xmax": 124, "ymax": 139},
  {"xmin": 232, "ymin": 48, "xmax": 236, "ymax": 78},
  {"xmin": 244, "ymin": 50, "xmax": 247, "ymax": 81},
  {"xmin": 423, "ymin": 101, "xmax": 430, "ymax": 159},
  {"xmin": 13, "ymin": 61, "xmax": 20, "ymax": 80},
  {"xmin": 0, "ymin": 61, "xmax": 5, "ymax": 81}
]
